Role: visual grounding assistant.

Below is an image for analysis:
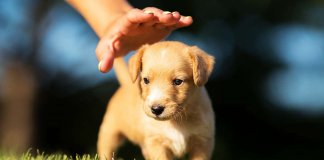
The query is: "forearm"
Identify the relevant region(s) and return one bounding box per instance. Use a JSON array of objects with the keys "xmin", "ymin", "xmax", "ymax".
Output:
[{"xmin": 66, "ymin": 0, "xmax": 133, "ymax": 37}]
